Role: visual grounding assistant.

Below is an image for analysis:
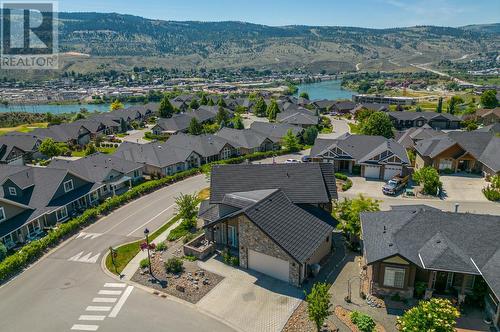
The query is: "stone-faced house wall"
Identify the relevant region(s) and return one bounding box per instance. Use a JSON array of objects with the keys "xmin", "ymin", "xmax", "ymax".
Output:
[{"xmin": 237, "ymin": 214, "xmax": 301, "ymax": 286}]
